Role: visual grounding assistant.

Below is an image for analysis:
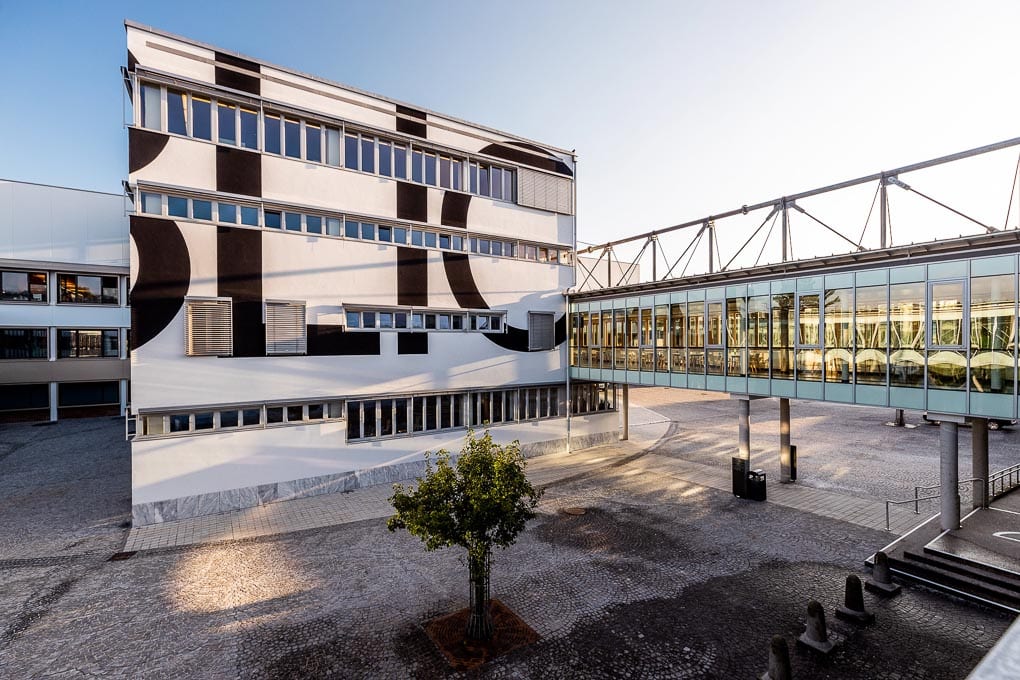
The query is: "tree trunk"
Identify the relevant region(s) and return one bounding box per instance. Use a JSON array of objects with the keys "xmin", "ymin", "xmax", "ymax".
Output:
[{"xmin": 465, "ymin": 550, "xmax": 493, "ymax": 641}]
